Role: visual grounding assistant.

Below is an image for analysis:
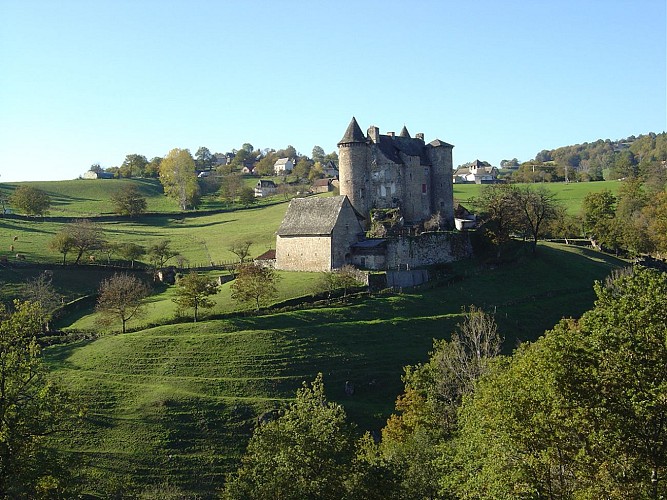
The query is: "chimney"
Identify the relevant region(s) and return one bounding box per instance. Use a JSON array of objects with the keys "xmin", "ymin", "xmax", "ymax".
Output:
[
  {"xmin": 368, "ymin": 126, "xmax": 380, "ymax": 143},
  {"xmin": 416, "ymin": 133, "xmax": 424, "ymax": 141},
  {"xmin": 387, "ymin": 131, "xmax": 395, "ymax": 137}
]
